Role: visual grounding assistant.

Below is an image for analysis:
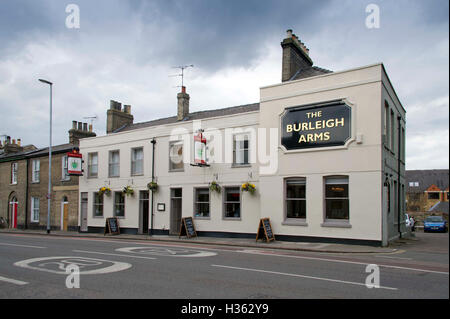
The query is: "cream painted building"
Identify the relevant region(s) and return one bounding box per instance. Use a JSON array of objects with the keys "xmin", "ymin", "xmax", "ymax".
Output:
[{"xmin": 78, "ymin": 30, "xmax": 407, "ymax": 246}]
